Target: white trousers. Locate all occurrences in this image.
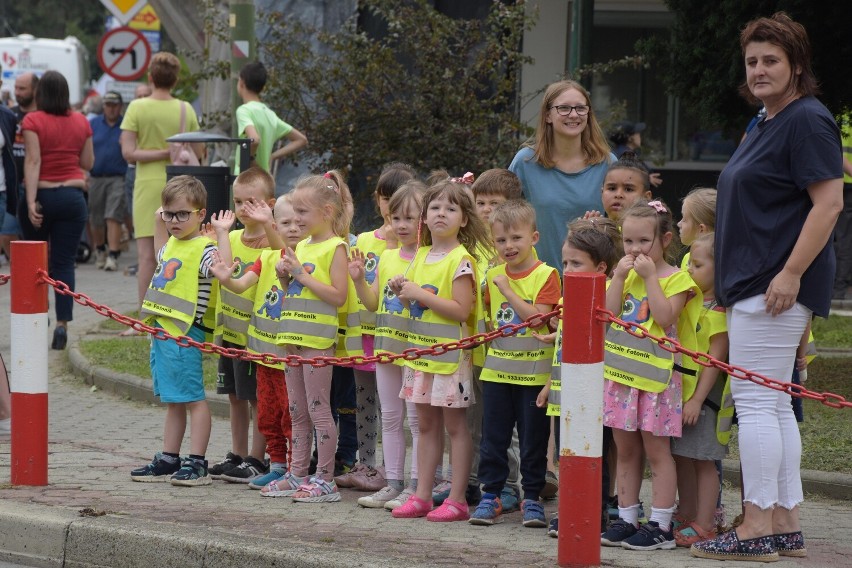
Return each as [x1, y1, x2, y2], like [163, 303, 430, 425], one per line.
[727, 295, 810, 510]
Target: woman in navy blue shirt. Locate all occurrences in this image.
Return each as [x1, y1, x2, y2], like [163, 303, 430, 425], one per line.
[693, 13, 843, 562]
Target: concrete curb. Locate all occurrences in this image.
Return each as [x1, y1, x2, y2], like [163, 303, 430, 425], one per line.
[0, 501, 414, 568]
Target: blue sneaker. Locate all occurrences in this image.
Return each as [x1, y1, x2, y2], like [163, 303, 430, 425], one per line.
[548, 514, 559, 538]
[521, 499, 547, 528]
[130, 452, 180, 482]
[170, 458, 212, 487]
[601, 519, 638, 547]
[501, 487, 520, 513]
[469, 493, 504, 526]
[621, 521, 675, 550]
[249, 468, 286, 490]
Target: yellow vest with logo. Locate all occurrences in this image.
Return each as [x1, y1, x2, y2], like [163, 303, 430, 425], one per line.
[141, 236, 212, 338]
[404, 245, 477, 374]
[604, 270, 701, 393]
[473, 243, 499, 367]
[373, 248, 414, 365]
[216, 230, 266, 346]
[343, 229, 388, 357]
[690, 298, 733, 445]
[546, 298, 563, 417]
[481, 262, 556, 386]
[279, 236, 346, 350]
[245, 249, 287, 369]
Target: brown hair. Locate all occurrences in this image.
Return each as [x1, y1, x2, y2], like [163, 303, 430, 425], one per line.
[290, 170, 353, 238]
[739, 12, 819, 104]
[620, 198, 680, 263]
[681, 187, 717, 230]
[376, 162, 418, 199]
[489, 199, 536, 232]
[565, 217, 622, 275]
[149, 52, 181, 89]
[419, 180, 493, 260]
[471, 169, 523, 200]
[234, 166, 275, 200]
[162, 175, 207, 209]
[524, 80, 612, 169]
[388, 180, 426, 216]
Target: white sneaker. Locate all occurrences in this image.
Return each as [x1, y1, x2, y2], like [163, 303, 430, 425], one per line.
[95, 249, 107, 269]
[358, 485, 401, 508]
[103, 256, 118, 271]
[384, 486, 415, 511]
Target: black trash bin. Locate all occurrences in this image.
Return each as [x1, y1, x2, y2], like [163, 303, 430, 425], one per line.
[166, 165, 232, 224]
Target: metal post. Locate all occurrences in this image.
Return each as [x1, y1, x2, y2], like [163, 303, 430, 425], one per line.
[558, 272, 606, 567]
[10, 241, 49, 486]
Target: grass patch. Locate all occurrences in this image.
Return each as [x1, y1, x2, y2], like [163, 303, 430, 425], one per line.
[812, 314, 852, 348]
[98, 311, 141, 332]
[78, 337, 220, 390]
[728, 356, 852, 475]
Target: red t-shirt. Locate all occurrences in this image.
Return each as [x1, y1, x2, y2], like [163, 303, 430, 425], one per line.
[22, 111, 92, 182]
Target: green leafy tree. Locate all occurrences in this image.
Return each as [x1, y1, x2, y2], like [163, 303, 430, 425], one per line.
[261, 0, 534, 179]
[638, 1, 852, 132]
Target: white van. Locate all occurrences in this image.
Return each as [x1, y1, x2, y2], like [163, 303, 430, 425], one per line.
[0, 34, 90, 106]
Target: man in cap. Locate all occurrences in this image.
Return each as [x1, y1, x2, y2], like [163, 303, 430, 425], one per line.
[609, 121, 663, 188]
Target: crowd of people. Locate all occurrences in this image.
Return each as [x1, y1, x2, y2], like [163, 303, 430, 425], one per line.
[0, 10, 847, 564]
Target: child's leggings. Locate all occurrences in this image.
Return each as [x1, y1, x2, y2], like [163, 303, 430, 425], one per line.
[255, 364, 291, 466]
[354, 369, 379, 466]
[285, 346, 337, 480]
[375, 362, 419, 482]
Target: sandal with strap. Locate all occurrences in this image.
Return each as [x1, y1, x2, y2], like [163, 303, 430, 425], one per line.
[260, 472, 304, 497]
[671, 513, 690, 532]
[392, 493, 432, 518]
[675, 521, 717, 547]
[426, 498, 470, 522]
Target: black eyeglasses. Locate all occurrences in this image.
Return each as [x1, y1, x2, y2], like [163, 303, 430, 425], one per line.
[160, 209, 200, 222]
[550, 104, 590, 117]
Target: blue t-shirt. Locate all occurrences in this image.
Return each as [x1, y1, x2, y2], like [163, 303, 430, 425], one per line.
[90, 114, 127, 177]
[715, 97, 841, 317]
[509, 146, 611, 272]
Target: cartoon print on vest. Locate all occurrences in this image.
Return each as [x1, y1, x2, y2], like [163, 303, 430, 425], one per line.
[285, 263, 315, 296]
[621, 293, 650, 324]
[230, 256, 254, 279]
[382, 283, 405, 314]
[257, 285, 284, 319]
[494, 300, 531, 336]
[409, 284, 439, 319]
[555, 329, 562, 362]
[151, 258, 182, 290]
[364, 252, 379, 284]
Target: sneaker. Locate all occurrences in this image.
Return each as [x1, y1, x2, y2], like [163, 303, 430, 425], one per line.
[384, 486, 416, 511]
[334, 462, 369, 488]
[548, 514, 559, 538]
[208, 452, 242, 479]
[260, 471, 306, 497]
[334, 458, 354, 477]
[249, 468, 286, 490]
[103, 256, 118, 271]
[469, 493, 503, 526]
[431, 479, 453, 505]
[292, 477, 341, 503]
[601, 519, 638, 547]
[541, 470, 559, 499]
[350, 465, 387, 492]
[465, 483, 482, 505]
[95, 249, 106, 269]
[130, 452, 180, 482]
[500, 486, 520, 513]
[220, 456, 268, 484]
[621, 521, 676, 551]
[170, 458, 212, 487]
[358, 485, 401, 508]
[522, 499, 547, 528]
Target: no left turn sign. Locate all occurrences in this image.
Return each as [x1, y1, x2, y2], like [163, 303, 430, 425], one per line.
[97, 27, 151, 82]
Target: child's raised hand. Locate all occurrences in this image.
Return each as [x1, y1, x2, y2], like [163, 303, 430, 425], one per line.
[210, 210, 235, 234]
[280, 247, 304, 276]
[531, 330, 557, 344]
[199, 222, 215, 240]
[209, 249, 238, 281]
[536, 384, 550, 408]
[682, 398, 702, 426]
[583, 210, 603, 219]
[348, 248, 367, 281]
[613, 254, 635, 278]
[492, 273, 510, 294]
[632, 253, 656, 279]
[243, 199, 273, 224]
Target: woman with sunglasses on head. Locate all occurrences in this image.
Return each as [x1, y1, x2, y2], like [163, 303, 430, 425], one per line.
[509, 80, 615, 272]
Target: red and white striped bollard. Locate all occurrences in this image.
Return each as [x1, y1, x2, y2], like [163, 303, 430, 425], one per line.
[10, 241, 49, 485]
[558, 272, 606, 567]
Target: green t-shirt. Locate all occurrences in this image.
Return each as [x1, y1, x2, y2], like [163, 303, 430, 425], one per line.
[235, 100, 293, 173]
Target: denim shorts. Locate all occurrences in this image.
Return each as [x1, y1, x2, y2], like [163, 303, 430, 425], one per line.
[0, 191, 21, 236]
[150, 323, 207, 403]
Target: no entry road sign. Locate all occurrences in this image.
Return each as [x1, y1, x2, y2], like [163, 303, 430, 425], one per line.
[97, 27, 151, 82]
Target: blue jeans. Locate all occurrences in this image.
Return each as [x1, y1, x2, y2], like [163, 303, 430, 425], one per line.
[18, 186, 88, 322]
[331, 364, 357, 464]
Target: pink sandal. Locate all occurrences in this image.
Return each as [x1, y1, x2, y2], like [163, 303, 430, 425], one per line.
[426, 498, 470, 522]
[392, 494, 432, 518]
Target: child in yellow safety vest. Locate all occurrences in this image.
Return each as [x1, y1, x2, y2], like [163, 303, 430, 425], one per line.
[601, 199, 702, 551]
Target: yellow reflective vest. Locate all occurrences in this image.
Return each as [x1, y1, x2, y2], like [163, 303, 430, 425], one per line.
[373, 247, 414, 365]
[246, 249, 288, 370]
[216, 230, 266, 346]
[546, 298, 563, 417]
[480, 262, 557, 386]
[279, 236, 347, 350]
[604, 270, 701, 393]
[343, 229, 388, 357]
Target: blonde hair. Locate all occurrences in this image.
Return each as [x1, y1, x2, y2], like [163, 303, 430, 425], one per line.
[489, 199, 536, 232]
[290, 170, 352, 238]
[525, 80, 612, 169]
[388, 180, 426, 216]
[162, 175, 206, 209]
[420, 180, 493, 260]
[691, 232, 715, 259]
[682, 187, 717, 230]
[273, 193, 293, 218]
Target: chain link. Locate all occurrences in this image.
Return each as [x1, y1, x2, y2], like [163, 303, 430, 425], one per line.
[0, 273, 9, 285]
